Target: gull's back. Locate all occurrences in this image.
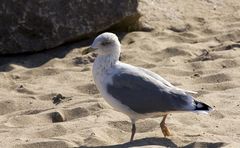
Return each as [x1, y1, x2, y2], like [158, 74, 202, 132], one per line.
[105, 62, 195, 114]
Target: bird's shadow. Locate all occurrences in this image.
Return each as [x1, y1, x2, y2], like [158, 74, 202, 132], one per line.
[78, 137, 226, 148]
[79, 137, 177, 148]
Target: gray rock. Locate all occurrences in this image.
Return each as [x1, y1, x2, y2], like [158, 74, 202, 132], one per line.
[0, 0, 140, 54]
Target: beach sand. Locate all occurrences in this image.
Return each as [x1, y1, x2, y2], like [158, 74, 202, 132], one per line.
[0, 0, 240, 147]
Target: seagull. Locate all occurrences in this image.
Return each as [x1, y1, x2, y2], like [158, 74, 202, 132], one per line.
[82, 32, 213, 142]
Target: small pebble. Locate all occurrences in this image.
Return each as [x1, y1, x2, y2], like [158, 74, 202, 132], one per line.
[51, 111, 66, 123]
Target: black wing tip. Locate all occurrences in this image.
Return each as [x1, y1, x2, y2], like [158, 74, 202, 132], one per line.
[194, 100, 213, 112]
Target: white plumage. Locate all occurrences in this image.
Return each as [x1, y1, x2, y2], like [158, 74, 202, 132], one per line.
[82, 32, 213, 142]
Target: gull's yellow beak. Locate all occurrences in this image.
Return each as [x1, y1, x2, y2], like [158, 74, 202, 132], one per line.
[82, 47, 97, 55]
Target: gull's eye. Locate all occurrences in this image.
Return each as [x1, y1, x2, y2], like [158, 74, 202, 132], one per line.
[101, 41, 111, 46]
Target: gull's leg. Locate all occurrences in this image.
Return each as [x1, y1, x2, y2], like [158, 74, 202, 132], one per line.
[160, 114, 171, 137]
[130, 123, 136, 142]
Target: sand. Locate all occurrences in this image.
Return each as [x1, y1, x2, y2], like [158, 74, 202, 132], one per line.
[0, 0, 240, 147]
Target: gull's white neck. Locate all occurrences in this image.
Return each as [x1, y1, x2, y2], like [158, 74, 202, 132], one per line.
[92, 50, 120, 81]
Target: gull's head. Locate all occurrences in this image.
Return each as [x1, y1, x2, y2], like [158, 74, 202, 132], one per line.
[82, 32, 121, 56]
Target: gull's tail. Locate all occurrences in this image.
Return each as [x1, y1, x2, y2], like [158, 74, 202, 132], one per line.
[194, 100, 213, 114]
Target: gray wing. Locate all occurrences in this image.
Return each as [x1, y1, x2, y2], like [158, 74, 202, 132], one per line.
[107, 71, 194, 114]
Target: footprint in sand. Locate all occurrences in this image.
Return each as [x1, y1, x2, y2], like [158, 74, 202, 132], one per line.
[195, 73, 231, 84]
[211, 43, 240, 51]
[61, 107, 90, 121]
[34, 124, 68, 138]
[0, 100, 16, 115]
[156, 46, 192, 57]
[73, 55, 95, 65]
[76, 83, 99, 95]
[17, 140, 76, 148]
[210, 110, 225, 119]
[16, 85, 35, 95]
[189, 49, 221, 62]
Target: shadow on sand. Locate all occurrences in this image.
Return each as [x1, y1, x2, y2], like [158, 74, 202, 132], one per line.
[0, 32, 127, 72]
[78, 137, 226, 148]
[0, 39, 91, 72]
